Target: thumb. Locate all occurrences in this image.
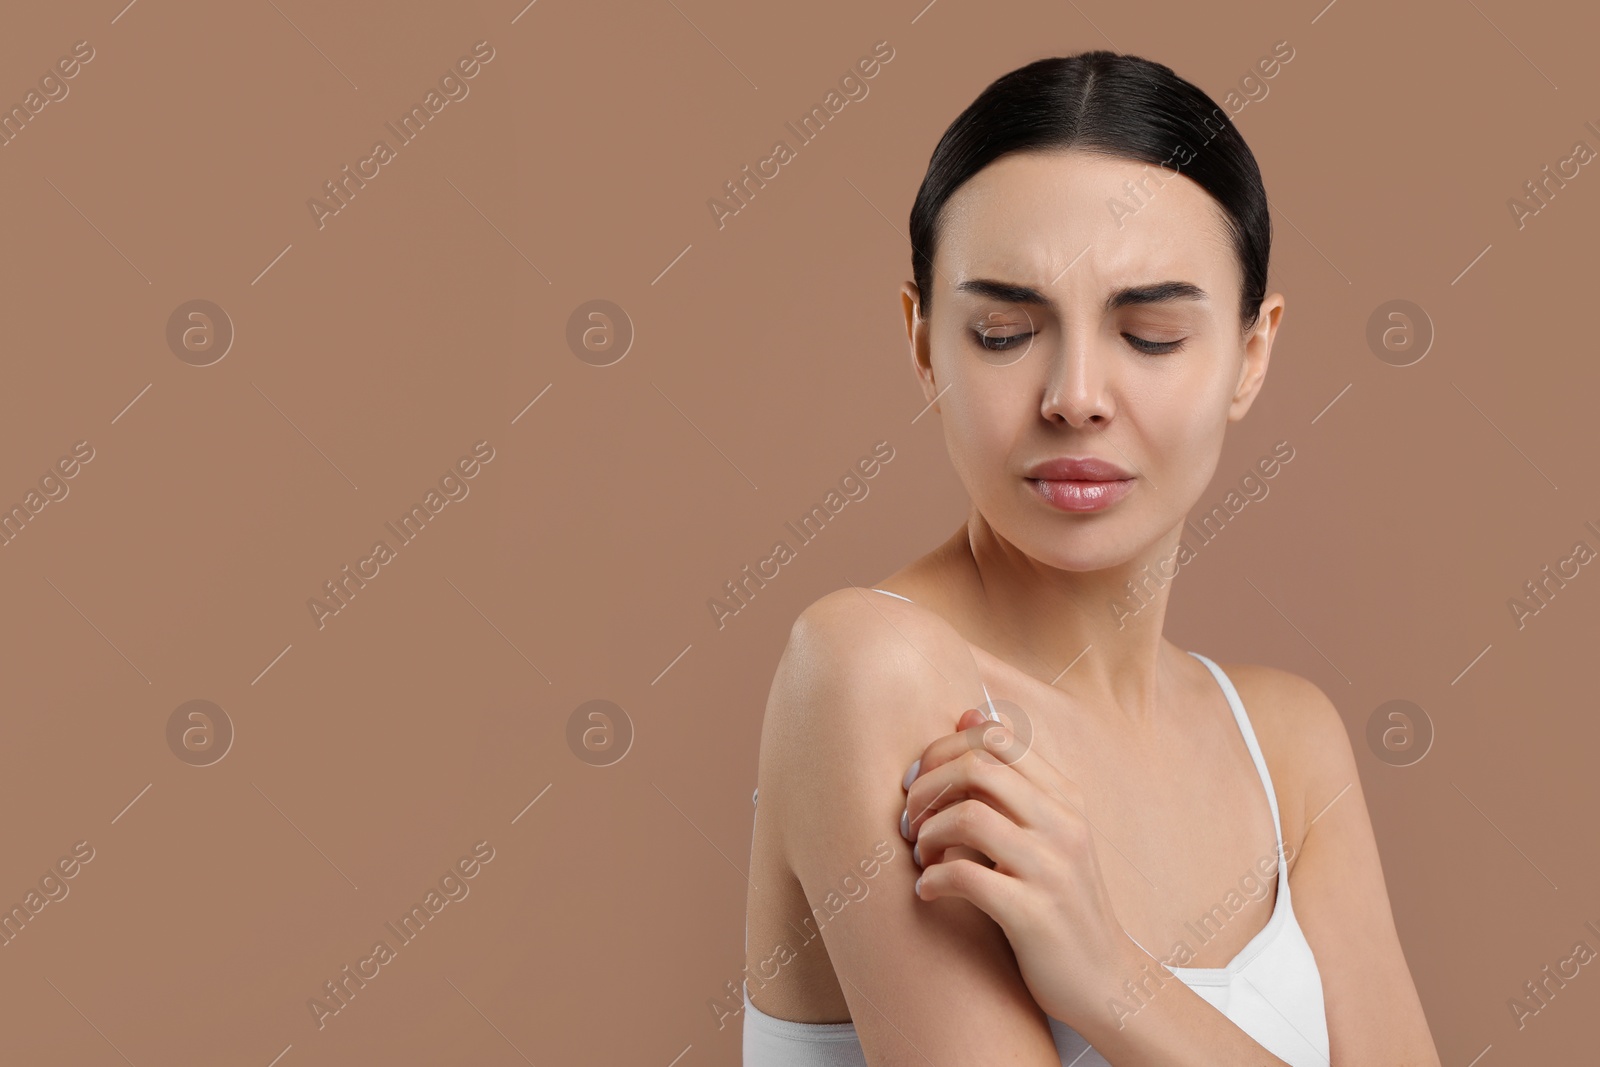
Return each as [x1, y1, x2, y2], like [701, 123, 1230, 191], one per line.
[956, 706, 987, 731]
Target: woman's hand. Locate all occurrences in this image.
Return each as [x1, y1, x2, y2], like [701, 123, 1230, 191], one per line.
[899, 706, 1144, 1030]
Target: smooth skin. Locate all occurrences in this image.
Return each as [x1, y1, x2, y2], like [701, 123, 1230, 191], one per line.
[743, 148, 1441, 1064]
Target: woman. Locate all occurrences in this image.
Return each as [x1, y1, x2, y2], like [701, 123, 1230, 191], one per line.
[741, 51, 1441, 1065]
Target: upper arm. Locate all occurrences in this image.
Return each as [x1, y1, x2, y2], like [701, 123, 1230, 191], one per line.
[755, 588, 1060, 1066]
[1276, 673, 1442, 1066]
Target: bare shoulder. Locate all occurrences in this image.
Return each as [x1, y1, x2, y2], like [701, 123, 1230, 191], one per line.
[757, 586, 988, 827]
[1219, 663, 1443, 1061]
[790, 585, 977, 687]
[769, 587, 984, 728]
[1215, 660, 1352, 773]
[1211, 661, 1358, 861]
[748, 588, 1059, 1060]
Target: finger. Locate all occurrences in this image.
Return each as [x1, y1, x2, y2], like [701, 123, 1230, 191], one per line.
[900, 715, 995, 800]
[936, 843, 995, 870]
[904, 746, 1035, 839]
[914, 856, 1018, 922]
[902, 707, 985, 782]
[971, 712, 1036, 768]
[914, 798, 1032, 875]
[904, 706, 1034, 792]
[923, 718, 1084, 821]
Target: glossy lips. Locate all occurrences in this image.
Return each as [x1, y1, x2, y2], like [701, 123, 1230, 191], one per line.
[1024, 455, 1135, 513]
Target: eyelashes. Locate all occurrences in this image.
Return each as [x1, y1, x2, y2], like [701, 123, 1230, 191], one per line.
[969, 329, 1187, 355]
[1124, 334, 1187, 355]
[972, 329, 1033, 353]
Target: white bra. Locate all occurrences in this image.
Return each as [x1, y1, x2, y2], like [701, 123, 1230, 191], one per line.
[743, 588, 1330, 1065]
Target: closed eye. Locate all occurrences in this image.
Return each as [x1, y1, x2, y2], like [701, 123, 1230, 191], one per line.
[970, 329, 1187, 354]
[973, 329, 1033, 352]
[1125, 334, 1185, 354]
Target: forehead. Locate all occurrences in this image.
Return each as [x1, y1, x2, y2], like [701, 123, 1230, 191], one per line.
[935, 148, 1235, 296]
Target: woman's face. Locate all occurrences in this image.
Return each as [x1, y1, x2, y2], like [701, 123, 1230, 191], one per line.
[902, 148, 1282, 573]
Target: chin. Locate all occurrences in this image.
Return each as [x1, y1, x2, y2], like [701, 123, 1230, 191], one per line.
[1008, 521, 1145, 573]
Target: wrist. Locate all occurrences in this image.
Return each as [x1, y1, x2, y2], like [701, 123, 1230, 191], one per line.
[1061, 937, 1179, 1045]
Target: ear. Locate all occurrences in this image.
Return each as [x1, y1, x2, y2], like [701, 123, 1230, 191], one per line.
[900, 280, 940, 410]
[1229, 292, 1284, 423]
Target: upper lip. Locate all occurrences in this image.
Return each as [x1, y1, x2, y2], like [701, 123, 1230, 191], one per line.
[1024, 456, 1134, 481]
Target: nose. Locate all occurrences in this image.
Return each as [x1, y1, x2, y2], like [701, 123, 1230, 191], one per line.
[1039, 334, 1114, 428]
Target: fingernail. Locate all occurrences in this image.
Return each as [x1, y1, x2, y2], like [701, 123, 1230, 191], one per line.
[901, 759, 921, 790]
[912, 842, 922, 867]
[914, 873, 923, 897]
[900, 809, 911, 841]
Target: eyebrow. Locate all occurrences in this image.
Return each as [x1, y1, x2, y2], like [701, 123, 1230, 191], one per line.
[954, 277, 1209, 313]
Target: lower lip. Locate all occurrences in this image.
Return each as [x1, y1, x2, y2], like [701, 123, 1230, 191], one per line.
[1028, 477, 1134, 512]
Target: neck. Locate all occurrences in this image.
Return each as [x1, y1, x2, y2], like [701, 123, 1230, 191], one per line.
[941, 512, 1190, 727]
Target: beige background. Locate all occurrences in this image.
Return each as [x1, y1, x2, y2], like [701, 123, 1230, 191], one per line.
[0, 0, 1595, 1063]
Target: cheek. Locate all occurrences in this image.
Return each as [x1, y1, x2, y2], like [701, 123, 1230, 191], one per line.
[942, 391, 1011, 485]
[934, 339, 993, 422]
[1154, 397, 1222, 456]
[1131, 373, 1231, 502]
[936, 361, 1026, 492]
